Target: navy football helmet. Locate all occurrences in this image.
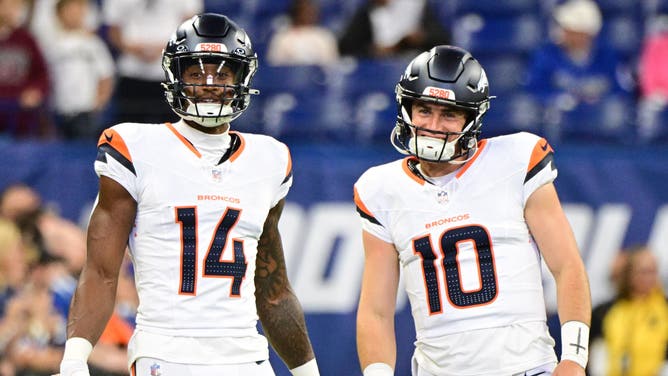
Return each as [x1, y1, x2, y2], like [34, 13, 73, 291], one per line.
[392, 45, 492, 162]
[162, 13, 259, 127]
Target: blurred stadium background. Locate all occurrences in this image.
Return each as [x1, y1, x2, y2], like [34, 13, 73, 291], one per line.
[2, 0, 668, 375]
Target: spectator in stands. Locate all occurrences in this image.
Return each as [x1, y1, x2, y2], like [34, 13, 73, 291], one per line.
[35, 212, 85, 316]
[0, 218, 35, 316]
[0, 0, 52, 139]
[338, 0, 450, 59]
[3, 259, 67, 376]
[102, 0, 202, 125]
[0, 195, 73, 375]
[40, 0, 114, 140]
[26, 0, 101, 49]
[589, 245, 668, 376]
[0, 183, 42, 222]
[266, 0, 339, 66]
[637, 8, 668, 142]
[525, 0, 625, 105]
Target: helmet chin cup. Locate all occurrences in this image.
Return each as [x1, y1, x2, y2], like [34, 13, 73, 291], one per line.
[408, 136, 456, 162]
[185, 102, 233, 127]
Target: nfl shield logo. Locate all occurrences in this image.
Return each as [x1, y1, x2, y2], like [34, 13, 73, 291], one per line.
[211, 168, 222, 182]
[150, 363, 161, 376]
[437, 190, 449, 204]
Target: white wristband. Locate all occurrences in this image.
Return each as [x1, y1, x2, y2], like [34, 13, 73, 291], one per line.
[560, 321, 589, 369]
[363, 362, 393, 376]
[290, 358, 319, 376]
[62, 337, 93, 361]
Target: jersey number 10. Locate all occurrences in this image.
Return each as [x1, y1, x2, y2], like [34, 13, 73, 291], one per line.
[175, 207, 247, 296]
[414, 225, 498, 313]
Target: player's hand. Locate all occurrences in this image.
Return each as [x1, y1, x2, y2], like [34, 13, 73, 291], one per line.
[57, 359, 90, 376]
[552, 360, 585, 376]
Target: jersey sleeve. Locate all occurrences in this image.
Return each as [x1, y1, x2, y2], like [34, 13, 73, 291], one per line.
[94, 127, 139, 201]
[522, 135, 558, 205]
[353, 173, 392, 243]
[270, 143, 293, 207]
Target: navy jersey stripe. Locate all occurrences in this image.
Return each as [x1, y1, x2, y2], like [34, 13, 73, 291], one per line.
[524, 152, 554, 183]
[356, 205, 381, 225]
[98, 143, 136, 175]
[282, 169, 293, 185]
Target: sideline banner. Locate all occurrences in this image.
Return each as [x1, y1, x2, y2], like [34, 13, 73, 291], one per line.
[1, 140, 667, 375]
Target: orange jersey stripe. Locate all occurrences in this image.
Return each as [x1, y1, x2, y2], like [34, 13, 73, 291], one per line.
[353, 186, 375, 219]
[285, 147, 293, 178]
[456, 139, 488, 179]
[527, 138, 554, 172]
[98, 128, 133, 162]
[402, 157, 426, 185]
[165, 122, 202, 158]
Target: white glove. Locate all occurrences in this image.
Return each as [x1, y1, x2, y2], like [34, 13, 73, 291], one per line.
[58, 359, 90, 376]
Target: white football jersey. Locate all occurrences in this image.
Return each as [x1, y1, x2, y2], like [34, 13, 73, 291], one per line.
[94, 121, 292, 365]
[355, 132, 559, 375]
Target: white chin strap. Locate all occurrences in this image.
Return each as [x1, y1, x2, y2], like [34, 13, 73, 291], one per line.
[185, 102, 233, 127]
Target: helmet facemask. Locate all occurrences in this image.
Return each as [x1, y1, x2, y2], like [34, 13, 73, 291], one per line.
[391, 89, 488, 163]
[163, 52, 258, 127]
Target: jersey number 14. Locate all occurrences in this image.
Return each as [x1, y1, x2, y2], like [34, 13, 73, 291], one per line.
[175, 207, 247, 296]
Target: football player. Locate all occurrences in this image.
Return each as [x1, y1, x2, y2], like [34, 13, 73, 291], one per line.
[55, 13, 319, 376]
[355, 45, 591, 375]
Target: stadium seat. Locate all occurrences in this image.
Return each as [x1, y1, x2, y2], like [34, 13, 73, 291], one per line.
[453, 14, 545, 55]
[599, 15, 644, 61]
[483, 93, 544, 138]
[203, 0, 247, 20]
[545, 95, 636, 144]
[336, 58, 406, 98]
[253, 65, 328, 96]
[596, 0, 641, 15]
[248, 0, 291, 17]
[475, 53, 529, 96]
[636, 103, 668, 144]
[350, 91, 396, 143]
[258, 92, 351, 142]
[450, 0, 541, 16]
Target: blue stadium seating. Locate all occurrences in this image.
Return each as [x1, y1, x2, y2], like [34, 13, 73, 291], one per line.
[253, 64, 328, 96]
[546, 95, 636, 144]
[336, 59, 406, 98]
[450, 0, 542, 16]
[256, 91, 352, 142]
[203, 0, 246, 20]
[453, 14, 545, 55]
[475, 53, 529, 96]
[600, 15, 644, 61]
[636, 105, 668, 143]
[596, 0, 642, 15]
[482, 93, 544, 138]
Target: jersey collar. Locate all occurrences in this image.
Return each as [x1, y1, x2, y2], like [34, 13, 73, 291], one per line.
[401, 139, 488, 185]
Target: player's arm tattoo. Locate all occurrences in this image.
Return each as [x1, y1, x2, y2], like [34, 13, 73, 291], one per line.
[255, 199, 315, 368]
